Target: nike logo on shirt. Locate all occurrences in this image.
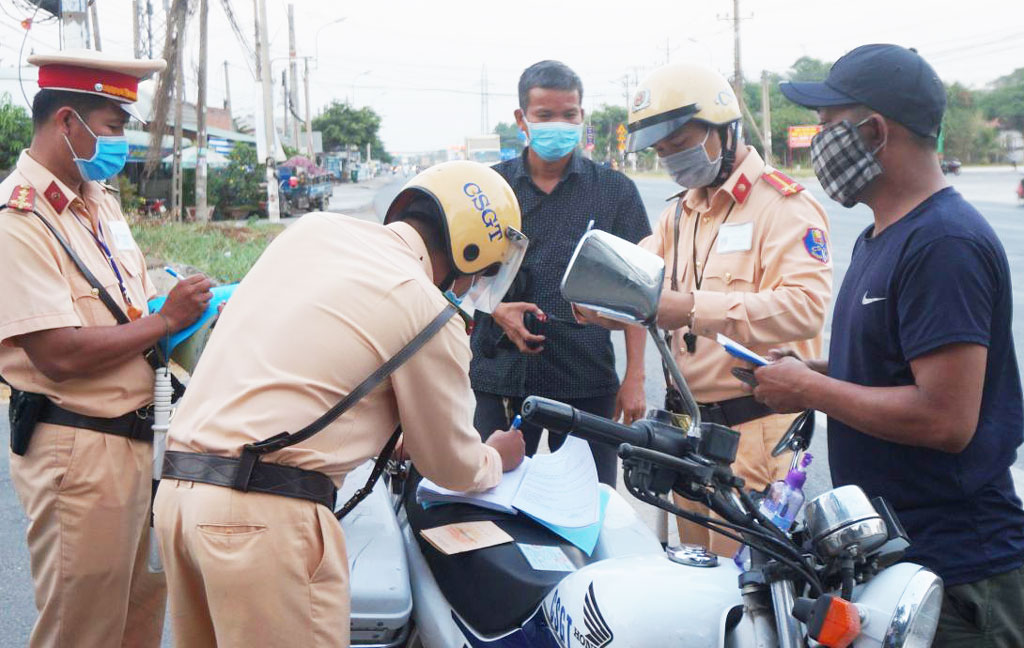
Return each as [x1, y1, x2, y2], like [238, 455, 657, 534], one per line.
[861, 292, 887, 305]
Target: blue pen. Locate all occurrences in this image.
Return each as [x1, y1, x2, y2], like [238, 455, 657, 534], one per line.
[164, 266, 183, 281]
[511, 415, 522, 430]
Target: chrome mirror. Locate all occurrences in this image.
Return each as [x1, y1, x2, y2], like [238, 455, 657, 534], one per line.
[561, 229, 701, 435]
[560, 229, 664, 326]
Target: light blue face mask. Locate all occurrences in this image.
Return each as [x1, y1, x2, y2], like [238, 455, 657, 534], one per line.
[64, 111, 129, 181]
[525, 119, 582, 161]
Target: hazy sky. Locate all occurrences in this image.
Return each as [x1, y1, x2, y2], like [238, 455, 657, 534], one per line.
[1, 0, 1021, 152]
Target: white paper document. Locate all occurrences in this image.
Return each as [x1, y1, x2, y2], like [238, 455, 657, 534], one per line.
[511, 436, 599, 528]
[417, 434, 600, 528]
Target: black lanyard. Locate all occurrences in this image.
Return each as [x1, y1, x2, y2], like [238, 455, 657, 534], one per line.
[691, 201, 737, 291]
[682, 201, 736, 353]
[71, 209, 139, 318]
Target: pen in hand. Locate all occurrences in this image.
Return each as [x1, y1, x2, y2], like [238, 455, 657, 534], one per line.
[164, 266, 183, 281]
[511, 414, 522, 431]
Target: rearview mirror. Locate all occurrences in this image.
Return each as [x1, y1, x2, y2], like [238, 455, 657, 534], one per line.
[560, 229, 665, 326]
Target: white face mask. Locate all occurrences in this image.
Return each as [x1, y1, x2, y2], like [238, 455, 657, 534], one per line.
[661, 127, 722, 189]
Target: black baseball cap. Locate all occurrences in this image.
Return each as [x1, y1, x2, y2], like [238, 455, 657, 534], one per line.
[779, 44, 946, 138]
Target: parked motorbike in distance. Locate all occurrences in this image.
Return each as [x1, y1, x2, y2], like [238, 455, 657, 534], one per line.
[344, 229, 943, 648]
[940, 158, 961, 175]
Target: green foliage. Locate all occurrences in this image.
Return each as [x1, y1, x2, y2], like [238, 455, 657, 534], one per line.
[0, 93, 32, 172]
[313, 101, 392, 163]
[746, 66, 821, 165]
[494, 121, 524, 154]
[588, 104, 628, 161]
[980, 68, 1024, 132]
[117, 175, 142, 214]
[942, 83, 999, 163]
[130, 220, 284, 283]
[208, 144, 264, 210]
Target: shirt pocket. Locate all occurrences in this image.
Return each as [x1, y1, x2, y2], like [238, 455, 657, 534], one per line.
[68, 266, 123, 326]
[701, 250, 758, 293]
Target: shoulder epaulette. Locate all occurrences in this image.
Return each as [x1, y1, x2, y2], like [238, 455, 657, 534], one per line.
[762, 169, 805, 196]
[5, 185, 36, 212]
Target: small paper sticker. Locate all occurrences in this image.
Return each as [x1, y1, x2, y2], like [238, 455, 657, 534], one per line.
[107, 220, 137, 251]
[717, 221, 753, 254]
[517, 543, 576, 572]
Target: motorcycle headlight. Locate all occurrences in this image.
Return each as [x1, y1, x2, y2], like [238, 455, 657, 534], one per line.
[852, 563, 943, 648]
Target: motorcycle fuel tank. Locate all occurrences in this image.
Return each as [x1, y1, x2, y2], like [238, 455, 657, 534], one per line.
[542, 553, 748, 648]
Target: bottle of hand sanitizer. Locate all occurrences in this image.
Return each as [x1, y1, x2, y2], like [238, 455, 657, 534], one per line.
[734, 453, 813, 570]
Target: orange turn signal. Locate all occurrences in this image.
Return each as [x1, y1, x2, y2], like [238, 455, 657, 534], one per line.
[792, 594, 861, 648]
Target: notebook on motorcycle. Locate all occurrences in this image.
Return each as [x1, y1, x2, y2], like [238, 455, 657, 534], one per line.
[417, 436, 601, 529]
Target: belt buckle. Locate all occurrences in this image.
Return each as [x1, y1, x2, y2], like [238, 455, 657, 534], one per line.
[703, 403, 726, 425]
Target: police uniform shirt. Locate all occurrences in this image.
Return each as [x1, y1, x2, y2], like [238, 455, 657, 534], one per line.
[166, 213, 502, 491]
[643, 147, 833, 403]
[828, 186, 1024, 587]
[0, 151, 158, 417]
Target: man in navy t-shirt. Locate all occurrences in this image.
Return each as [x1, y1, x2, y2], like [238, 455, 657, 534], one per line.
[754, 44, 1024, 646]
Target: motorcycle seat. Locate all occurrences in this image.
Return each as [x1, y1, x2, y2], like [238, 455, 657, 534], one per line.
[404, 471, 597, 635]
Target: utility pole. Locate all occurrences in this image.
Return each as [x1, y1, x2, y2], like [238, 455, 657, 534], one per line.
[195, 0, 209, 222]
[304, 57, 313, 158]
[146, 1, 154, 57]
[89, 0, 102, 50]
[732, 0, 742, 101]
[132, 0, 142, 57]
[256, 0, 281, 221]
[288, 4, 300, 151]
[61, 0, 90, 49]
[281, 70, 289, 140]
[480, 65, 489, 135]
[223, 60, 232, 114]
[171, 1, 185, 221]
[761, 70, 773, 166]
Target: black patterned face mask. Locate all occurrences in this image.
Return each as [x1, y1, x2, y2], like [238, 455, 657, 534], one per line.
[810, 117, 884, 208]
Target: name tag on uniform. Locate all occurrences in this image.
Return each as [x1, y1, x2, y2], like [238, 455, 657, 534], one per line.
[716, 221, 753, 254]
[107, 220, 137, 251]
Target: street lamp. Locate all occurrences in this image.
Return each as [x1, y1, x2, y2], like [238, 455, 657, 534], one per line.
[314, 17, 348, 64]
[351, 69, 371, 105]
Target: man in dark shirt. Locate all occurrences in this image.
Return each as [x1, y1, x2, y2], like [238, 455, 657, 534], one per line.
[754, 44, 1024, 646]
[470, 60, 651, 486]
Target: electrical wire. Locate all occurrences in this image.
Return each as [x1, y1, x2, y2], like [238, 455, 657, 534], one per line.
[623, 466, 824, 595]
[16, 2, 43, 110]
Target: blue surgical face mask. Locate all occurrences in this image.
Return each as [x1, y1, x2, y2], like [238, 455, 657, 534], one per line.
[64, 111, 129, 181]
[661, 127, 722, 189]
[524, 119, 582, 161]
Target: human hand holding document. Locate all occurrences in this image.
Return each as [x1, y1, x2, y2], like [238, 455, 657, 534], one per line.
[716, 333, 769, 366]
[418, 434, 600, 528]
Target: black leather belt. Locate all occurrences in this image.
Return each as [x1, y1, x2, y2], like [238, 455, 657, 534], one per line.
[162, 450, 337, 510]
[39, 401, 154, 441]
[698, 396, 772, 428]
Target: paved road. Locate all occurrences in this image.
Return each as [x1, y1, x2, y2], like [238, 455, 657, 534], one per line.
[1, 169, 1021, 641]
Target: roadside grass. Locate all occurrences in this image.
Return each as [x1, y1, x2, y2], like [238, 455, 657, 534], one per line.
[130, 218, 285, 284]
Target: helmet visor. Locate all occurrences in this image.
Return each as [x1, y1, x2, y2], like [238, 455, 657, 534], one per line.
[460, 226, 528, 315]
[625, 104, 700, 152]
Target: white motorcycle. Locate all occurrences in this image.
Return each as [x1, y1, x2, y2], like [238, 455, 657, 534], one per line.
[340, 230, 944, 648]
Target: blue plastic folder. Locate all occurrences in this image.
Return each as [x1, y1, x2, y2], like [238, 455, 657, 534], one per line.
[148, 283, 238, 371]
[520, 489, 610, 556]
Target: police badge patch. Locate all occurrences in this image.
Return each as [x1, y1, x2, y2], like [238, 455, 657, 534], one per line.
[803, 228, 829, 264]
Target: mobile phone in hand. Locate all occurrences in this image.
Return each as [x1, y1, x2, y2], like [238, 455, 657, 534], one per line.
[731, 367, 758, 388]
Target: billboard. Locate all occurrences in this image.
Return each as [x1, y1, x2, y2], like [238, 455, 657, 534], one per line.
[788, 125, 822, 149]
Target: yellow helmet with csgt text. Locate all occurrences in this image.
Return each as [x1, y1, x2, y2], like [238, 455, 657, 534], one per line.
[626, 62, 742, 153]
[384, 160, 527, 313]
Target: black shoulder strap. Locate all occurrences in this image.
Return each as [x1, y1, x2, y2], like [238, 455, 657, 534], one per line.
[31, 210, 131, 325]
[234, 303, 459, 517]
[661, 197, 687, 391]
[28, 210, 177, 391]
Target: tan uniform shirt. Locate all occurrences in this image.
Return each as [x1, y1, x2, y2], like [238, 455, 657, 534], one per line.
[643, 148, 832, 403]
[0, 151, 157, 417]
[167, 212, 502, 491]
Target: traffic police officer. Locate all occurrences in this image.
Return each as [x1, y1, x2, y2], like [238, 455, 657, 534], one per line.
[154, 161, 528, 647]
[0, 50, 212, 646]
[624, 63, 833, 554]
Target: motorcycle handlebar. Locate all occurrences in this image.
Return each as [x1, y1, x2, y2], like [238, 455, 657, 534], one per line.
[521, 396, 692, 459]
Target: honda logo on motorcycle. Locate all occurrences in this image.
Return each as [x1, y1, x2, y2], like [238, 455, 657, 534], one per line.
[545, 582, 613, 648]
